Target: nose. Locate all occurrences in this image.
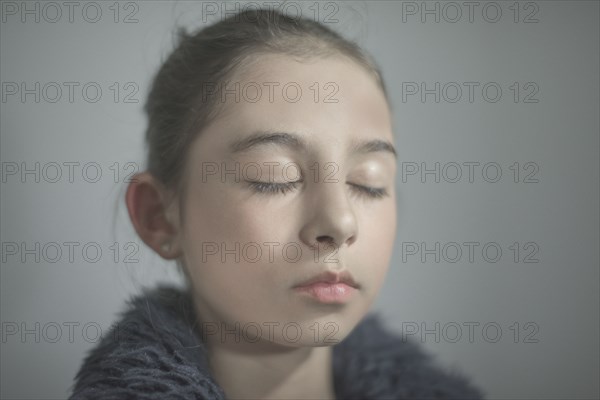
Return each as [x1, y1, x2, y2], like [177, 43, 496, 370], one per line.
[299, 180, 358, 253]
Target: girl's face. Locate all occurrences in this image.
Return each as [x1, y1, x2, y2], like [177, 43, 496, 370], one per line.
[178, 54, 397, 347]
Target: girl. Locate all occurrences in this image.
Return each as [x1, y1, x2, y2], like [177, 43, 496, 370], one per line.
[70, 8, 484, 399]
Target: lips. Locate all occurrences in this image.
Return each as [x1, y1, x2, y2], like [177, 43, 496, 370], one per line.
[293, 270, 360, 290]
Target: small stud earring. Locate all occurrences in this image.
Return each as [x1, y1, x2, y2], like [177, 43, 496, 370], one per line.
[161, 242, 171, 253]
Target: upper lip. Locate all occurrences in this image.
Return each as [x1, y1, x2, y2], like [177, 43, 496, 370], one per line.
[293, 270, 360, 289]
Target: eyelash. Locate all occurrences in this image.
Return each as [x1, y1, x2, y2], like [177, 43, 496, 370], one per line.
[246, 180, 388, 199]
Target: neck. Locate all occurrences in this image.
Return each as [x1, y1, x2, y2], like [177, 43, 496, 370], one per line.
[207, 339, 336, 400]
[191, 299, 336, 400]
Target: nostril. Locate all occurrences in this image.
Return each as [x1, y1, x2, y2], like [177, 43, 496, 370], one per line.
[316, 235, 334, 244]
[315, 236, 339, 251]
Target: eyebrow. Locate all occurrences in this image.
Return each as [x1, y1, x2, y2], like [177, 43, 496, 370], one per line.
[228, 131, 397, 159]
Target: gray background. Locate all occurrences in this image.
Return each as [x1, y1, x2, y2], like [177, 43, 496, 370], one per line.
[1, 1, 598, 398]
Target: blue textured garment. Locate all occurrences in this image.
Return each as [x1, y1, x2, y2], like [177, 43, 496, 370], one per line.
[69, 285, 486, 399]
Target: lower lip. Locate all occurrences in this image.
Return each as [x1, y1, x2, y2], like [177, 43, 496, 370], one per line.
[293, 283, 357, 304]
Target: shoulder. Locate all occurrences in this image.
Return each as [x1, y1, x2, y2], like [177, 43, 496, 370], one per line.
[332, 313, 487, 399]
[69, 284, 226, 400]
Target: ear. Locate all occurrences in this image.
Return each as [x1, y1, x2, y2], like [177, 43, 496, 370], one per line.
[125, 172, 181, 260]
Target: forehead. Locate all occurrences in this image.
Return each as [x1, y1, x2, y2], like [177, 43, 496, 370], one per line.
[195, 54, 393, 158]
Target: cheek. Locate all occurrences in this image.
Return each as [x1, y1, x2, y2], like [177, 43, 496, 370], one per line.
[358, 200, 397, 289]
[183, 179, 265, 241]
[180, 211, 268, 326]
[186, 200, 281, 249]
[178, 184, 289, 312]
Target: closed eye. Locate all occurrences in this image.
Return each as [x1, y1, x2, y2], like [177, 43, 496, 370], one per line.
[247, 181, 300, 195]
[247, 181, 388, 199]
[347, 183, 389, 199]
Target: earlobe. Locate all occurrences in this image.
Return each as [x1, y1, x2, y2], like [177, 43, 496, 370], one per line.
[161, 242, 171, 253]
[125, 172, 181, 259]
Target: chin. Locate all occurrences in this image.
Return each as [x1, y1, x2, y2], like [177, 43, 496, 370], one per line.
[267, 310, 368, 348]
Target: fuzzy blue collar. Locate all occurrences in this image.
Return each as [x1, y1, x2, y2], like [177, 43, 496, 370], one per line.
[69, 284, 485, 399]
